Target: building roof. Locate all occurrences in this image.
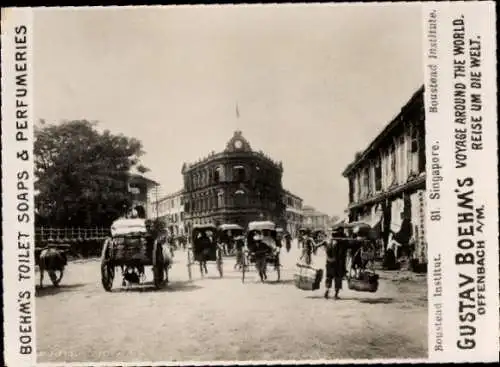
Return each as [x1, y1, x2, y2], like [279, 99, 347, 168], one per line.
[302, 205, 329, 217]
[156, 188, 185, 203]
[282, 188, 303, 201]
[128, 172, 159, 186]
[181, 131, 283, 173]
[342, 85, 424, 177]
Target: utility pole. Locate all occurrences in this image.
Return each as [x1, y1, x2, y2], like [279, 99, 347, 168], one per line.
[155, 184, 159, 220]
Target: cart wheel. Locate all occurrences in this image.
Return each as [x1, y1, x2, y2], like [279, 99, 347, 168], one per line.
[49, 268, 64, 287]
[187, 249, 193, 281]
[100, 238, 114, 292]
[217, 249, 224, 278]
[153, 241, 165, 289]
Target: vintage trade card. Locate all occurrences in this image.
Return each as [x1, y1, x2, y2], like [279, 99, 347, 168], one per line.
[1, 2, 498, 366]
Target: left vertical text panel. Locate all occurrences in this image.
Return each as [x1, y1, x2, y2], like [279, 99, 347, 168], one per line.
[1, 7, 36, 367]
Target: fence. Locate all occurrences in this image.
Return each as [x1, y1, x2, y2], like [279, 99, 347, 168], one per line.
[35, 227, 111, 257]
[36, 227, 111, 243]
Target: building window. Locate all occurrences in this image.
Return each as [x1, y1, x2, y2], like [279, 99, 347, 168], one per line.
[234, 189, 247, 207]
[217, 189, 224, 208]
[418, 122, 426, 173]
[389, 145, 396, 185]
[375, 157, 382, 191]
[233, 165, 246, 182]
[408, 122, 419, 176]
[348, 177, 354, 203]
[397, 135, 406, 183]
[362, 167, 369, 198]
[215, 165, 225, 183]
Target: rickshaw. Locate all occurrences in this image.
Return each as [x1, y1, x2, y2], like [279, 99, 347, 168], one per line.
[100, 218, 167, 291]
[241, 221, 281, 283]
[218, 223, 245, 256]
[187, 224, 224, 280]
[330, 221, 379, 292]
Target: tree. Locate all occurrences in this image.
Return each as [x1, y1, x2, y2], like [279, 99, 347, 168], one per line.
[35, 120, 148, 227]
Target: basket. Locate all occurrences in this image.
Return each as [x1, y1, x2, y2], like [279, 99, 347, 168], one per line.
[294, 263, 323, 291]
[347, 271, 379, 293]
[346, 247, 379, 293]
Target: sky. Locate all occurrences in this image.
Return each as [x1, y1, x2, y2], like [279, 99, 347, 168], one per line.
[34, 4, 423, 217]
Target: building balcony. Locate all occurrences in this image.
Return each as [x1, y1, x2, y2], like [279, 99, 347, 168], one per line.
[348, 173, 425, 210]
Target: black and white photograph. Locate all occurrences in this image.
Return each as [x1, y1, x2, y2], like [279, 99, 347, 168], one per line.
[1, 2, 498, 366]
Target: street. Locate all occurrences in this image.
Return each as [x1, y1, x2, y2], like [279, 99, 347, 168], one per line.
[36, 242, 427, 363]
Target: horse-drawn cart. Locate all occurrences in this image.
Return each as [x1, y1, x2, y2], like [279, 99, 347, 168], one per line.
[100, 218, 167, 291]
[187, 224, 224, 280]
[241, 221, 281, 283]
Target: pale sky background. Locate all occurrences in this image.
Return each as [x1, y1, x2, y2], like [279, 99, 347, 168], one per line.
[34, 4, 423, 217]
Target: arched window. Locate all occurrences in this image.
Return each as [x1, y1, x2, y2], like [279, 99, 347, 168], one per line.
[200, 171, 205, 187]
[234, 189, 247, 207]
[214, 165, 224, 183]
[217, 189, 224, 208]
[233, 165, 246, 182]
[204, 169, 210, 186]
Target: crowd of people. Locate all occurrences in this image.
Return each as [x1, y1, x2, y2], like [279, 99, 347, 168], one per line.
[108, 207, 376, 298]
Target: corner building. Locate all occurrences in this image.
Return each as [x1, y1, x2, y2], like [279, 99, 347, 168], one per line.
[342, 86, 427, 267]
[182, 131, 286, 235]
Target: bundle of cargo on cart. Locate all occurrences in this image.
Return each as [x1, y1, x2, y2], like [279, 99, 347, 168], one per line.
[100, 216, 171, 291]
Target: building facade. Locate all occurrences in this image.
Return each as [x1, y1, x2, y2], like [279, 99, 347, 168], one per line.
[127, 173, 159, 219]
[181, 131, 286, 234]
[149, 189, 185, 236]
[342, 86, 426, 266]
[282, 189, 304, 237]
[302, 205, 330, 230]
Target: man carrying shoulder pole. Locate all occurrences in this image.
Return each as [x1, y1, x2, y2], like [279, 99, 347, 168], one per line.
[316, 227, 347, 300]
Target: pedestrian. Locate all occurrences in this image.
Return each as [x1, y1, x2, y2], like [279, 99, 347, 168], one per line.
[285, 232, 291, 253]
[233, 235, 245, 270]
[300, 231, 314, 265]
[323, 228, 347, 300]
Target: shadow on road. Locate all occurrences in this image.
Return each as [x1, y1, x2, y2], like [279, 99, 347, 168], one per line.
[35, 283, 86, 298]
[112, 280, 203, 293]
[266, 279, 295, 285]
[305, 294, 395, 304]
[357, 297, 394, 304]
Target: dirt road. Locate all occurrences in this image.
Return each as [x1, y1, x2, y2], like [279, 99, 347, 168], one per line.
[36, 242, 427, 363]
